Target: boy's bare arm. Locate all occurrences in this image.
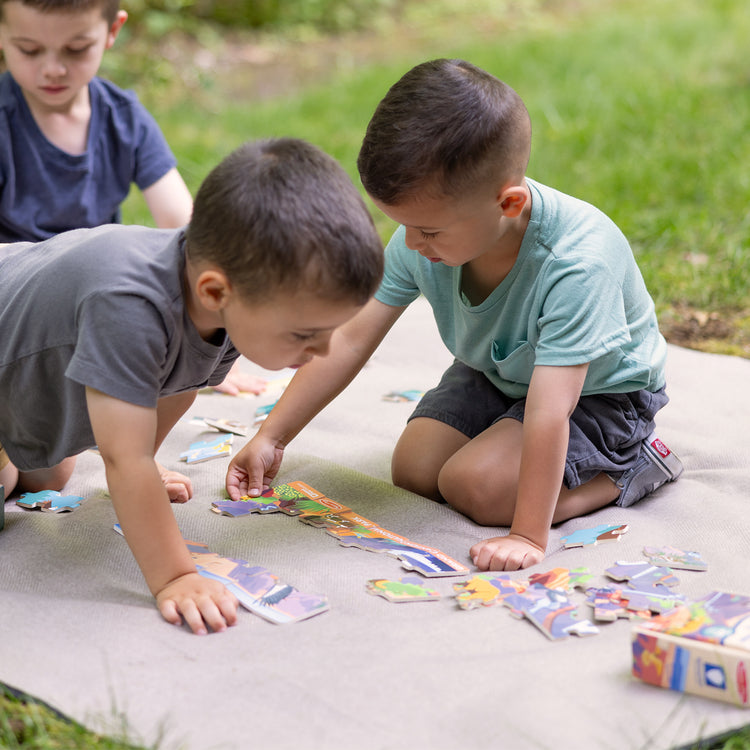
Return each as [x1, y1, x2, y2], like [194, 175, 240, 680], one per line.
[86, 387, 238, 634]
[227, 298, 406, 499]
[141, 168, 194, 229]
[472, 363, 588, 570]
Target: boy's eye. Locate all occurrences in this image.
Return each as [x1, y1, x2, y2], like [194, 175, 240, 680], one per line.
[292, 332, 316, 342]
[67, 45, 94, 55]
[420, 230, 439, 240]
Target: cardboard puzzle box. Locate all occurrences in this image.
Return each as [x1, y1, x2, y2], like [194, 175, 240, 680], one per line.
[632, 591, 750, 707]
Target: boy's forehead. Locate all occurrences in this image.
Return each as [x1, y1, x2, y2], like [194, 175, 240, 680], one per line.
[371, 193, 466, 230]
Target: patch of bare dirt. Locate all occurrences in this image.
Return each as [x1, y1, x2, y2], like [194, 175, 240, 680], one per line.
[660, 305, 750, 357]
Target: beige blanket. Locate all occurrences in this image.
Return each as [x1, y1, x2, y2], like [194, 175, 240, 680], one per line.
[1, 297, 748, 750]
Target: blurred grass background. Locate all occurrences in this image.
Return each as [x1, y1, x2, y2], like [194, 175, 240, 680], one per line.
[109, 0, 750, 356]
[2, 0, 749, 748]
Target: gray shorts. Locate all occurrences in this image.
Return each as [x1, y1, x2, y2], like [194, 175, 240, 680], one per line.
[409, 359, 669, 489]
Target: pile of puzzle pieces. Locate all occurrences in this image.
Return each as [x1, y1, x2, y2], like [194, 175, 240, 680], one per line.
[213, 482, 711, 638]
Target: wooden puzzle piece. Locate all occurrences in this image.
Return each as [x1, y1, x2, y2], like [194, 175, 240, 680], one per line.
[255, 481, 351, 517]
[528, 566, 593, 593]
[642, 545, 708, 571]
[366, 576, 441, 603]
[503, 584, 599, 640]
[187, 542, 328, 624]
[605, 561, 681, 589]
[585, 586, 652, 621]
[16, 490, 84, 513]
[453, 573, 528, 610]
[382, 389, 424, 402]
[322, 510, 469, 577]
[253, 401, 277, 425]
[211, 481, 350, 519]
[603, 561, 686, 614]
[201, 417, 249, 436]
[560, 523, 629, 548]
[179, 433, 233, 463]
[211, 497, 279, 516]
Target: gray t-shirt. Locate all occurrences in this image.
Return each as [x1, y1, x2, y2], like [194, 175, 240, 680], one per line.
[0, 225, 238, 470]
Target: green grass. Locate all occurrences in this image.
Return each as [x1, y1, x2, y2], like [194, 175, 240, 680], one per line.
[4, 1, 749, 747]
[0, 686, 148, 749]
[111, 0, 750, 355]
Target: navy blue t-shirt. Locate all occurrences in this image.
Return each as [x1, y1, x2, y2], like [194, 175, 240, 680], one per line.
[0, 73, 177, 242]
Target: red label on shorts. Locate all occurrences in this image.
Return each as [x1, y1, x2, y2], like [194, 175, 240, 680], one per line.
[738, 662, 748, 705]
[651, 438, 670, 458]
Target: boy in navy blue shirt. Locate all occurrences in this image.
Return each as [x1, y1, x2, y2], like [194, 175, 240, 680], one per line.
[0, 0, 193, 241]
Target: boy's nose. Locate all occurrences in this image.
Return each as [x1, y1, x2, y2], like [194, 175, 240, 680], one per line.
[403, 227, 426, 251]
[306, 336, 331, 358]
[41, 56, 67, 79]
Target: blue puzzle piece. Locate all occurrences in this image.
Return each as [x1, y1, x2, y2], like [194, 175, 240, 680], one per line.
[17, 490, 84, 513]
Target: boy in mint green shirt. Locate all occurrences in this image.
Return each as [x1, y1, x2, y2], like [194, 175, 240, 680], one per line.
[228, 58, 682, 572]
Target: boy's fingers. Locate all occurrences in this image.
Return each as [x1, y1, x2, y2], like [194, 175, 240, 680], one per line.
[158, 598, 183, 627]
[217, 591, 239, 627]
[177, 600, 208, 636]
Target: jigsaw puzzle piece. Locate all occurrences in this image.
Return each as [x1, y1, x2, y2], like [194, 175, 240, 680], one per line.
[585, 586, 652, 621]
[560, 523, 629, 548]
[366, 576, 441, 603]
[188, 547, 329, 624]
[605, 561, 680, 589]
[504, 584, 599, 640]
[453, 573, 527, 610]
[642, 545, 708, 571]
[211, 497, 279, 516]
[528, 566, 593, 592]
[17, 490, 84, 513]
[179, 433, 234, 463]
[201, 417, 249, 436]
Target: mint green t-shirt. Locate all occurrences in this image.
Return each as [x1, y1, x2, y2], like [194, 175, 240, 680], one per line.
[374, 178, 666, 399]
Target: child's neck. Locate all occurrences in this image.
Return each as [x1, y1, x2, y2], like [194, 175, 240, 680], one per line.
[462, 198, 532, 306]
[24, 86, 92, 156]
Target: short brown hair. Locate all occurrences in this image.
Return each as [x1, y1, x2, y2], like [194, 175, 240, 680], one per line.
[358, 58, 532, 205]
[186, 138, 384, 305]
[0, 0, 120, 24]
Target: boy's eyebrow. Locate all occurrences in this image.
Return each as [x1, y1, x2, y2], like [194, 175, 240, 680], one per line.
[408, 224, 442, 232]
[10, 30, 99, 44]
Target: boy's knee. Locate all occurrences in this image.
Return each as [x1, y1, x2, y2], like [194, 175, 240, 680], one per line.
[18, 456, 77, 494]
[438, 461, 516, 526]
[391, 453, 440, 502]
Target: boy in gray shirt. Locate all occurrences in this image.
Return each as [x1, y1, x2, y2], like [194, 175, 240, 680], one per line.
[0, 138, 384, 634]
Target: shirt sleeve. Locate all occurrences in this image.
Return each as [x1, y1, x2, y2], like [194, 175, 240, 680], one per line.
[374, 226, 422, 307]
[127, 93, 178, 190]
[65, 291, 168, 408]
[534, 255, 631, 366]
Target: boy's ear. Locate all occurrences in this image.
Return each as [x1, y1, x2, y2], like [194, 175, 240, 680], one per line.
[195, 269, 233, 311]
[105, 10, 128, 49]
[497, 185, 528, 218]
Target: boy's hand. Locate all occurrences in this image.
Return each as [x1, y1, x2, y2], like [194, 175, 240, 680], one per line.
[212, 362, 267, 396]
[156, 463, 193, 503]
[226, 434, 284, 500]
[156, 572, 239, 635]
[470, 533, 545, 571]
